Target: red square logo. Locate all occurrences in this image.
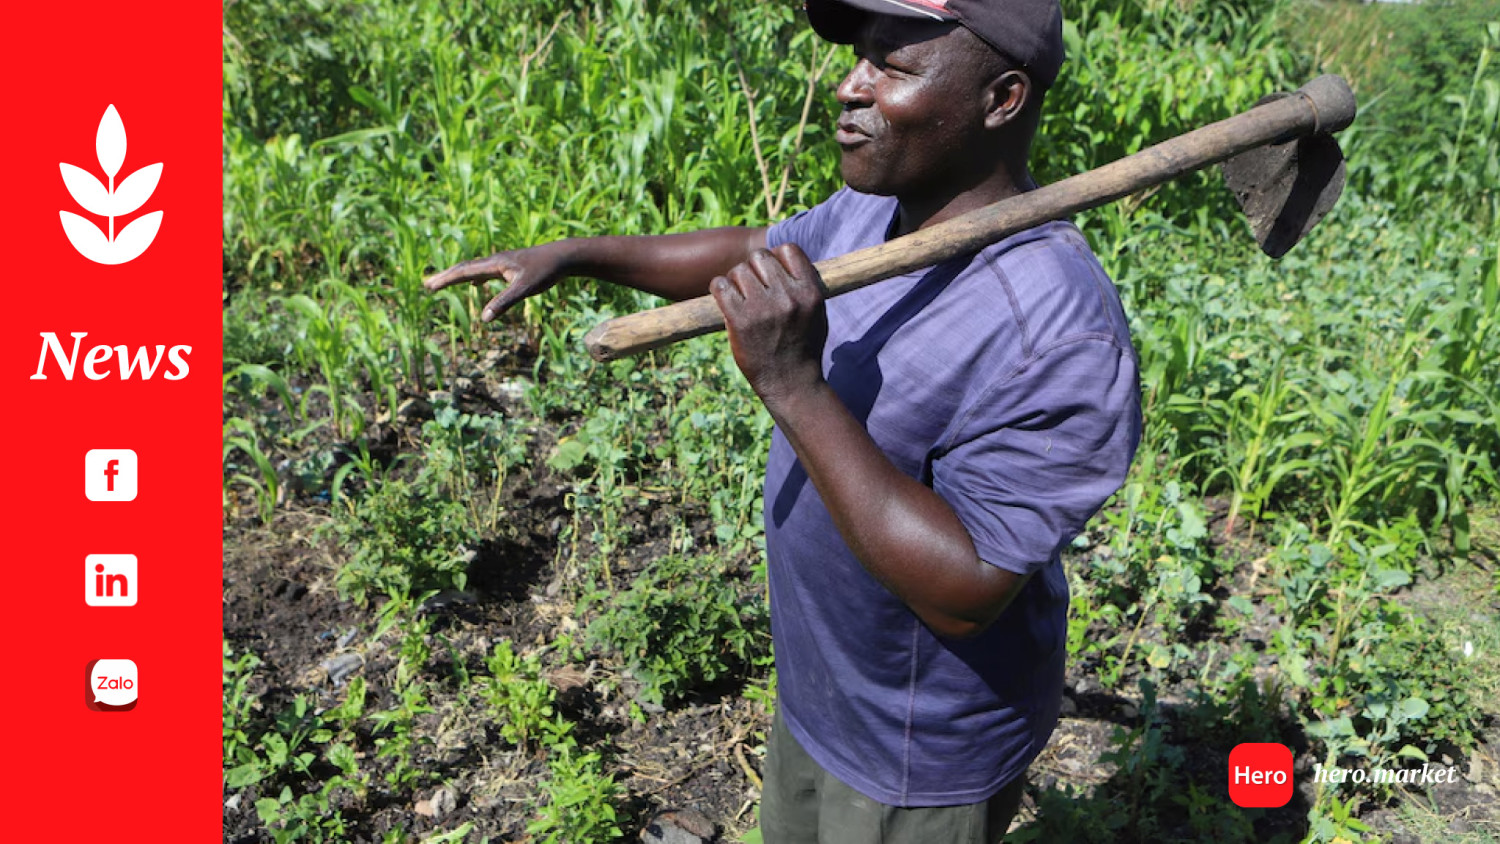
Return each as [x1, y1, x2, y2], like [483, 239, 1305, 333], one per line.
[1229, 743, 1293, 807]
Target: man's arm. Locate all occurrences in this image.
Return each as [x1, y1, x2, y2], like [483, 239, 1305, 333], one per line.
[424, 227, 767, 321]
[712, 246, 1029, 639]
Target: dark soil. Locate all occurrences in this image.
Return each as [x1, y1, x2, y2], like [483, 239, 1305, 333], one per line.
[223, 330, 1500, 843]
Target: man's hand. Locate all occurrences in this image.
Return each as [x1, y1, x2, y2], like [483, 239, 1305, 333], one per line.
[423, 241, 571, 322]
[715, 246, 1026, 640]
[710, 244, 829, 404]
[422, 228, 770, 319]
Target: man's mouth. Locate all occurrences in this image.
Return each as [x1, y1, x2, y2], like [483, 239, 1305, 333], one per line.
[835, 121, 872, 147]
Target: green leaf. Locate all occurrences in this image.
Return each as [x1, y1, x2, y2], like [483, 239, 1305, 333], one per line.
[262, 733, 289, 767]
[225, 762, 266, 788]
[548, 438, 588, 472]
[255, 797, 283, 826]
[1400, 697, 1430, 721]
[1372, 568, 1412, 591]
[1396, 744, 1429, 762]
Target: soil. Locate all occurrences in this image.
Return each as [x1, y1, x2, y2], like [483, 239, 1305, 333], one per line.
[222, 329, 1500, 843]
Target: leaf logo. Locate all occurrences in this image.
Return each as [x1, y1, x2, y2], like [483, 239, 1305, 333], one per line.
[59, 105, 163, 265]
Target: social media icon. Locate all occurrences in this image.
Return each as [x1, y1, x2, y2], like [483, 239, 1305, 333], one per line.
[85, 448, 137, 501]
[85, 658, 138, 711]
[85, 554, 137, 607]
[1229, 742, 1293, 807]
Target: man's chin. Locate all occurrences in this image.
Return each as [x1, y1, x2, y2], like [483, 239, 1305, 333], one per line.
[838, 163, 896, 197]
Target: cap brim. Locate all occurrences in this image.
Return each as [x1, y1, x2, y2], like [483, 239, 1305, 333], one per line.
[806, 0, 958, 44]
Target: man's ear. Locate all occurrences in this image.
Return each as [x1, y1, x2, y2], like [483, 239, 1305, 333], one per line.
[983, 69, 1031, 131]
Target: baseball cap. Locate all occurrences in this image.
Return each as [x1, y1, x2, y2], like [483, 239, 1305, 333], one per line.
[805, 0, 1066, 89]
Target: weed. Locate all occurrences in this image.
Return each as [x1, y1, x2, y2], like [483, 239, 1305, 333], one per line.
[588, 552, 770, 706]
[329, 478, 476, 607]
[480, 640, 574, 752]
[527, 750, 624, 844]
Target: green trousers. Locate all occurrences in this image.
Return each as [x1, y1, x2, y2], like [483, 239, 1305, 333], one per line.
[759, 709, 1027, 844]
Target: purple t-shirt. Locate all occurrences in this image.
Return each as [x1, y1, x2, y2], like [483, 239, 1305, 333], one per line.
[764, 187, 1141, 807]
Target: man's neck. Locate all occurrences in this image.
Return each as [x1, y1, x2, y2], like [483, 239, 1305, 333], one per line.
[892, 163, 1037, 239]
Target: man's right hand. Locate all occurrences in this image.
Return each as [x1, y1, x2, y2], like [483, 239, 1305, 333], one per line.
[422, 227, 769, 322]
[423, 241, 571, 323]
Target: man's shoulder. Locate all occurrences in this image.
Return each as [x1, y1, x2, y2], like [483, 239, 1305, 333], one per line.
[973, 220, 1132, 357]
[766, 188, 897, 260]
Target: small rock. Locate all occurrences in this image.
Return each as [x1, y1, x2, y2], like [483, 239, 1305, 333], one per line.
[548, 665, 590, 693]
[420, 590, 477, 614]
[1119, 702, 1139, 719]
[415, 787, 458, 819]
[1059, 696, 1078, 716]
[396, 396, 434, 423]
[496, 378, 529, 402]
[336, 628, 358, 649]
[321, 652, 364, 686]
[224, 794, 242, 812]
[641, 808, 715, 844]
[432, 787, 458, 817]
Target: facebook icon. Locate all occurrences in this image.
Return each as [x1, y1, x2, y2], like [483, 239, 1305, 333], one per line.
[85, 449, 138, 501]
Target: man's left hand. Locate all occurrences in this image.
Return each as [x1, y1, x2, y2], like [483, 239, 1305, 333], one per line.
[710, 244, 829, 404]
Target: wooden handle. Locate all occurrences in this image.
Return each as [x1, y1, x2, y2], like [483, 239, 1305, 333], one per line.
[583, 75, 1355, 362]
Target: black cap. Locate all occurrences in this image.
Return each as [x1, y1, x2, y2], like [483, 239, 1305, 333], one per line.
[805, 0, 1066, 90]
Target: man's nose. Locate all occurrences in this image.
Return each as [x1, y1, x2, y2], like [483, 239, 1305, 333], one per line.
[835, 59, 877, 106]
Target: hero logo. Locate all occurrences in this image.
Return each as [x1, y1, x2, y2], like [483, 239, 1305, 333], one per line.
[29, 332, 191, 381]
[60, 105, 163, 265]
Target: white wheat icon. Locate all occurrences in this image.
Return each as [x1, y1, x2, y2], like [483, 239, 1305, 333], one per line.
[59, 105, 163, 265]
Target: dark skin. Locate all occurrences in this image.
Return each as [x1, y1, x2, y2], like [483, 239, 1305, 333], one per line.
[425, 18, 1042, 639]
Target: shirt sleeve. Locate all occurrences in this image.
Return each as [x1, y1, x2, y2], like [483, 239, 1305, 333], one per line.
[765, 187, 850, 261]
[931, 336, 1142, 576]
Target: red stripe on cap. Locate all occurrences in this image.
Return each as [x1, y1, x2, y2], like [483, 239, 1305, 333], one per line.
[868, 0, 954, 20]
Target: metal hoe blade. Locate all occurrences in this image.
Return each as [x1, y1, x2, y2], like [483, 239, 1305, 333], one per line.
[1222, 95, 1347, 259]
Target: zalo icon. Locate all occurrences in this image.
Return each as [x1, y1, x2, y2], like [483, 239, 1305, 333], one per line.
[86, 659, 138, 711]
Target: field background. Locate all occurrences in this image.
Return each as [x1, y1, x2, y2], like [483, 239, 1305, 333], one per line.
[221, 0, 1500, 841]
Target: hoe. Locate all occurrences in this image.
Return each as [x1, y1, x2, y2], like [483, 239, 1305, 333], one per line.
[582, 74, 1355, 361]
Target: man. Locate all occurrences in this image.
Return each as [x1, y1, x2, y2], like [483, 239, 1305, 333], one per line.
[426, 1, 1140, 841]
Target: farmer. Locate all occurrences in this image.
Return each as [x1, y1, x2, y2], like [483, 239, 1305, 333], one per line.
[427, 0, 1141, 840]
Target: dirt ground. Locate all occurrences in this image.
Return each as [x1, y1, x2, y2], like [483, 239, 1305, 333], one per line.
[222, 337, 1500, 843]
[223, 499, 1500, 842]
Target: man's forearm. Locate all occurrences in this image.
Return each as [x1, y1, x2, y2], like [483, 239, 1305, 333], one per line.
[560, 227, 767, 302]
[763, 380, 1026, 639]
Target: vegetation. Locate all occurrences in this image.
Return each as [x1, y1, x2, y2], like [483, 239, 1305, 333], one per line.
[222, 0, 1500, 840]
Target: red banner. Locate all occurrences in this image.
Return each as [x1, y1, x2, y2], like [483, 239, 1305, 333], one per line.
[3, 3, 222, 840]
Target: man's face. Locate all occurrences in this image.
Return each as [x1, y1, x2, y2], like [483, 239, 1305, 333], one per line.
[834, 17, 992, 198]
